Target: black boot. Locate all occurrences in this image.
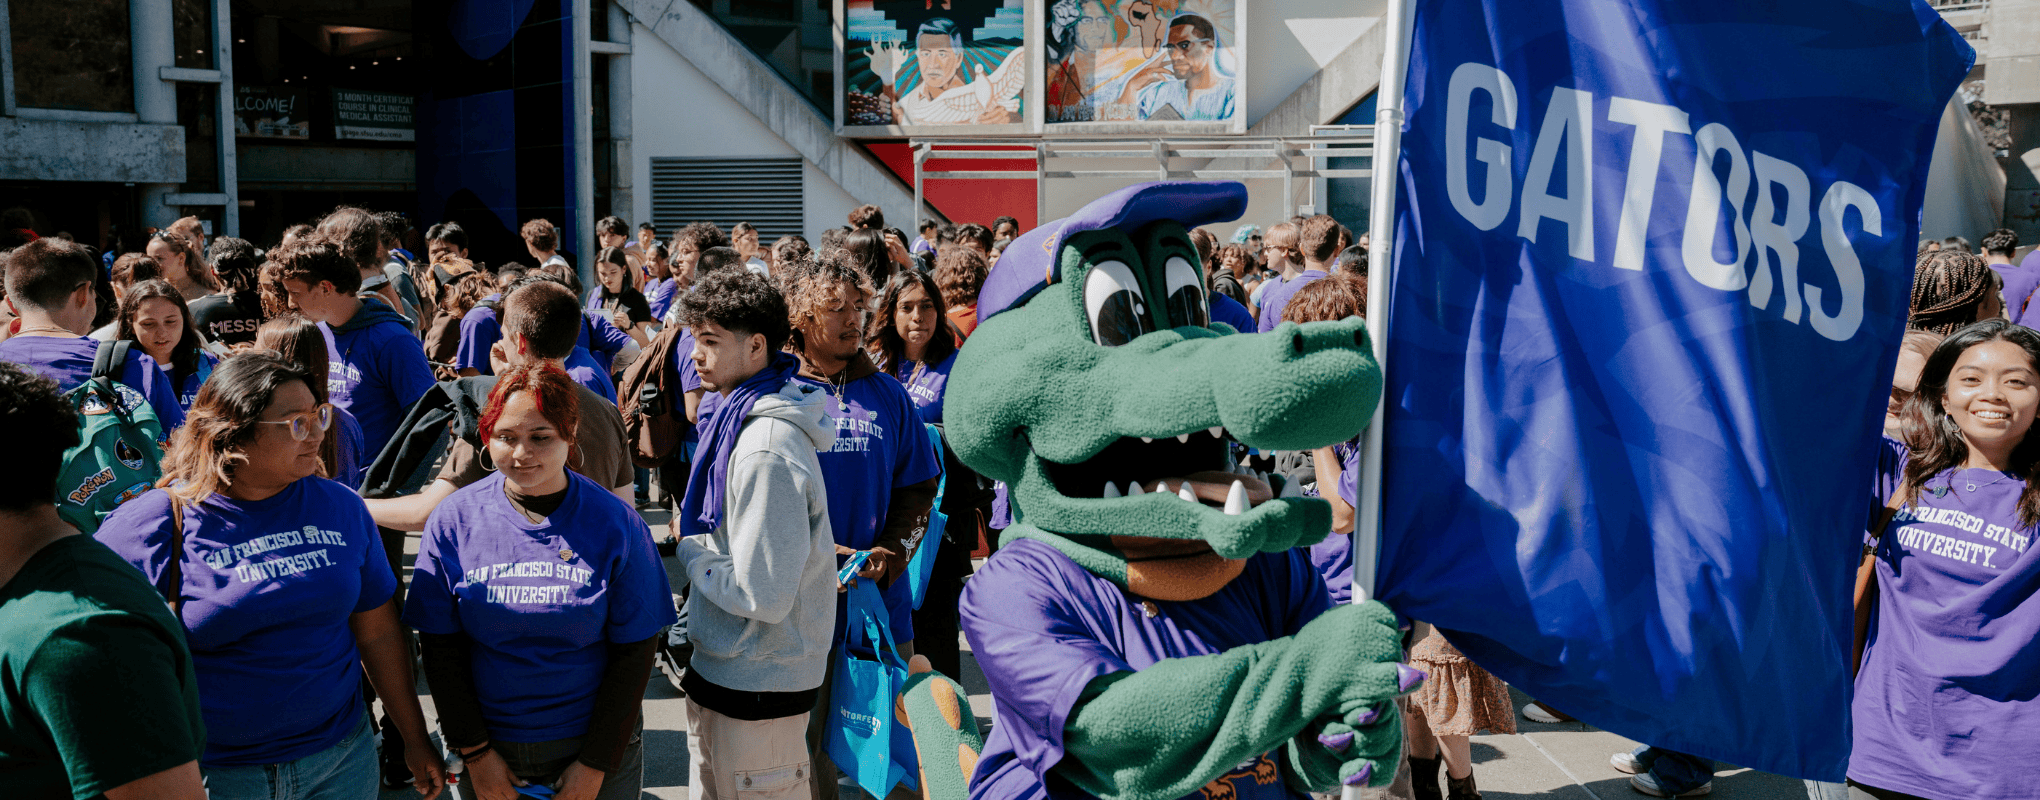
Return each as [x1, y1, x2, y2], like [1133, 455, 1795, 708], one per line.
[1446, 771, 1482, 800]
[1408, 755, 1443, 800]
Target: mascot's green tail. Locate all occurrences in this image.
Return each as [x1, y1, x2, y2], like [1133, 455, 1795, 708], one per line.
[900, 656, 985, 800]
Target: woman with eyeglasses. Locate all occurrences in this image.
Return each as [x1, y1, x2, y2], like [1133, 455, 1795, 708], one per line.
[254, 314, 369, 490]
[94, 353, 445, 800]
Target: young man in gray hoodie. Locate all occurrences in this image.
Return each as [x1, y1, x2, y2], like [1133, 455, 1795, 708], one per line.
[670, 269, 839, 799]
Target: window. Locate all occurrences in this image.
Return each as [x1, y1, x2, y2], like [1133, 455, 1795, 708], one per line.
[650, 157, 804, 240]
[10, 0, 135, 112]
[172, 0, 212, 70]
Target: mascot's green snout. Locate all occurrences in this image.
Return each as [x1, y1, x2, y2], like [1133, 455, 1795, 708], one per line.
[903, 181, 1415, 800]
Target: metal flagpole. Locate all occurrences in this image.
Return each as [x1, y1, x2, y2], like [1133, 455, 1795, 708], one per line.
[1343, 5, 1413, 796]
[1352, 0, 1416, 608]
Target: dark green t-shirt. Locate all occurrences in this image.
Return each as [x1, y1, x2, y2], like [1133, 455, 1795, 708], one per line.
[0, 534, 205, 799]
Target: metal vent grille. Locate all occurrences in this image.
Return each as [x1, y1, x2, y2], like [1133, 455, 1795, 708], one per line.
[650, 157, 805, 240]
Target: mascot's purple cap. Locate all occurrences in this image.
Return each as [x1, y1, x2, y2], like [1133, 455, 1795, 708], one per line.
[978, 180, 1249, 323]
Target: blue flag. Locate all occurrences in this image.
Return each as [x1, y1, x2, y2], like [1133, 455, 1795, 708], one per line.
[1377, 0, 1971, 781]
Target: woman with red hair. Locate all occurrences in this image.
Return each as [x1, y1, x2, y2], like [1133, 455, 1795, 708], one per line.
[403, 365, 676, 800]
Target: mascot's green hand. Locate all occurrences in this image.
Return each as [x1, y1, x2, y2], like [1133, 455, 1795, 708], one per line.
[1058, 601, 1417, 800]
[1288, 700, 1409, 790]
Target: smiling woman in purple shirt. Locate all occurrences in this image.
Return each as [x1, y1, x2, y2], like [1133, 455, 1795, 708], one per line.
[1856, 318, 2040, 800]
[91, 353, 445, 800]
[404, 365, 675, 800]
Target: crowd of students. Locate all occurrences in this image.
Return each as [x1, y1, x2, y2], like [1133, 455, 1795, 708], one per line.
[0, 200, 2029, 800]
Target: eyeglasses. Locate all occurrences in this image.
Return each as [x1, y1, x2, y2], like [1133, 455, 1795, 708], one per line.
[1077, 15, 1111, 28]
[1162, 38, 1213, 54]
[256, 403, 334, 442]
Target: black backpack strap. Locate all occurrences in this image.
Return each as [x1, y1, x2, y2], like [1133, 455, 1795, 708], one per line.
[91, 339, 132, 384]
[160, 500, 188, 626]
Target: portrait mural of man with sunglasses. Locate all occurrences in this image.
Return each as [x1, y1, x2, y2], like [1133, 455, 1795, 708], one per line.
[1046, 0, 1240, 124]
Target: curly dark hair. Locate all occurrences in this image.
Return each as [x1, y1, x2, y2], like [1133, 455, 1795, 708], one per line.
[784, 249, 875, 354]
[679, 268, 791, 353]
[1983, 228, 2019, 258]
[934, 246, 988, 309]
[0, 362, 81, 512]
[671, 221, 729, 256]
[269, 240, 362, 295]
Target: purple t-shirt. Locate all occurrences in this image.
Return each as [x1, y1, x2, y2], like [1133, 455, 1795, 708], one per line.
[167, 350, 219, 412]
[1312, 441, 1366, 605]
[891, 350, 958, 425]
[565, 347, 617, 404]
[959, 537, 1329, 800]
[329, 301, 437, 458]
[93, 479, 396, 766]
[2004, 251, 2040, 326]
[454, 296, 503, 375]
[579, 313, 632, 374]
[1850, 437, 2040, 799]
[669, 329, 703, 444]
[646, 277, 677, 322]
[0, 335, 186, 432]
[1256, 270, 1329, 333]
[794, 370, 942, 640]
[333, 405, 366, 489]
[403, 471, 676, 742]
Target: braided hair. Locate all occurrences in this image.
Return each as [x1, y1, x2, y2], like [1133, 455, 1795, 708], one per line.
[1908, 249, 1998, 336]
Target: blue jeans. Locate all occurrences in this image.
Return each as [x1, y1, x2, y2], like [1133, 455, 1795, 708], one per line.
[202, 712, 377, 800]
[1632, 746, 1714, 794]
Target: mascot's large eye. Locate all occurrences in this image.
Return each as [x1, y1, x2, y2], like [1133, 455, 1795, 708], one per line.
[1162, 256, 1208, 329]
[1083, 260, 1151, 347]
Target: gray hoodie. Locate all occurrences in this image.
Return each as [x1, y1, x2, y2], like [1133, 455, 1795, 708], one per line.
[675, 380, 839, 693]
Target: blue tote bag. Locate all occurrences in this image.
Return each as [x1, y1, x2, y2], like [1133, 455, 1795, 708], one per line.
[827, 562, 919, 797]
[905, 423, 949, 610]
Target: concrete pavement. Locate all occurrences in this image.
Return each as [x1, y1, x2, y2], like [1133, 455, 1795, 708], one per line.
[381, 507, 1811, 800]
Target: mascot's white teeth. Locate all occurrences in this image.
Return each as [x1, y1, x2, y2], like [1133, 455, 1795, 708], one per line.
[1177, 483, 1198, 502]
[1224, 481, 1249, 515]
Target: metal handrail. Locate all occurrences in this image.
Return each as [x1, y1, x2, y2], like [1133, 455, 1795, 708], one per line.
[908, 133, 1377, 222]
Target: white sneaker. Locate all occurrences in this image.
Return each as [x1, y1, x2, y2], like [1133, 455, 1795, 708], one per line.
[1522, 701, 1572, 724]
[1610, 751, 1645, 774]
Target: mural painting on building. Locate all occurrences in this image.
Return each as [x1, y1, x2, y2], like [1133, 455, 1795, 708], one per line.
[841, 0, 1027, 132]
[1044, 0, 1242, 128]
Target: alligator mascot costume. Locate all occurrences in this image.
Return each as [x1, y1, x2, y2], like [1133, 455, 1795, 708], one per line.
[897, 180, 1416, 800]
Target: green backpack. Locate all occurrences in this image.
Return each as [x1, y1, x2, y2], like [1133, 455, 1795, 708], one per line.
[56, 341, 166, 534]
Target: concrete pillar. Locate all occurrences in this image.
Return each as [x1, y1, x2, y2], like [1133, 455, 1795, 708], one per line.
[572, 0, 595, 295]
[608, 3, 634, 226]
[215, 0, 239, 237]
[132, 0, 180, 230]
